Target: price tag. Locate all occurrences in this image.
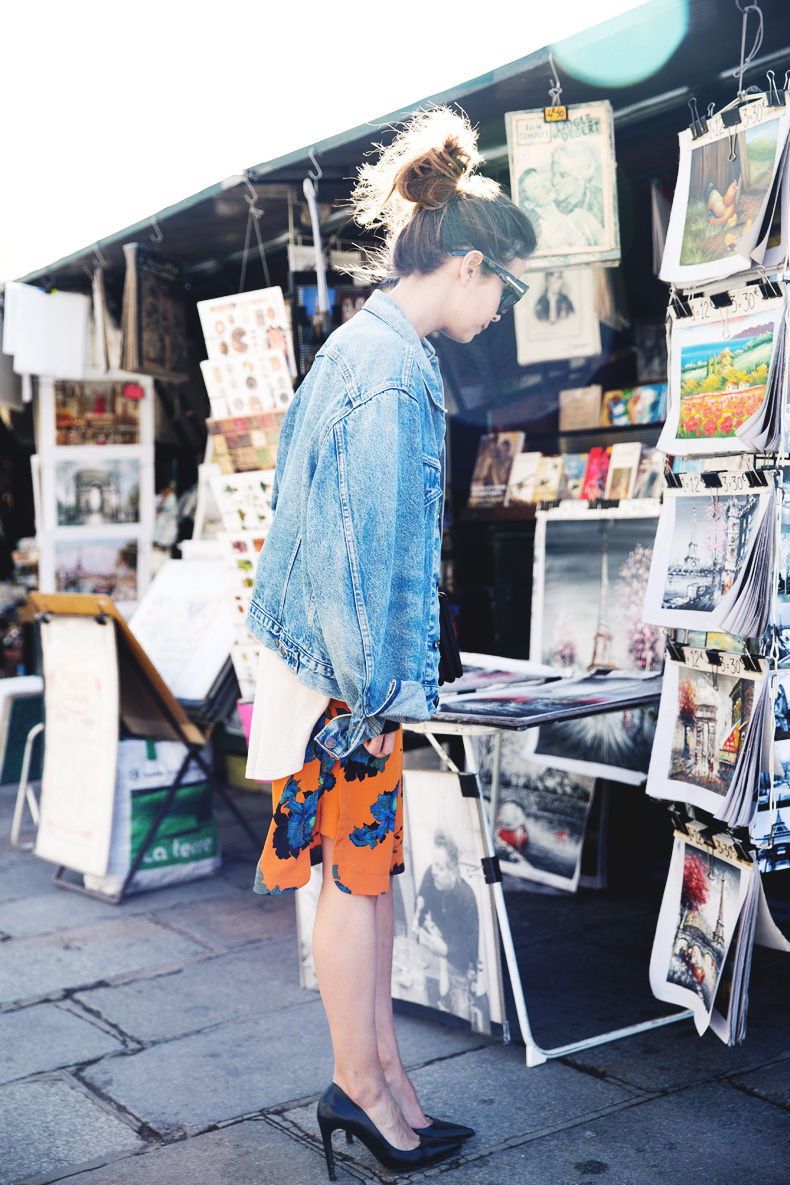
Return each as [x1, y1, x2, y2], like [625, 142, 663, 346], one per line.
[543, 105, 567, 123]
[123, 383, 145, 401]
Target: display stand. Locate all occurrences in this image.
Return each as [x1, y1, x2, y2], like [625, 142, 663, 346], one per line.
[22, 593, 264, 904]
[405, 711, 693, 1067]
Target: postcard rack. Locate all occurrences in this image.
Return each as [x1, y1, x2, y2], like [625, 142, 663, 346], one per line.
[405, 708, 693, 1069]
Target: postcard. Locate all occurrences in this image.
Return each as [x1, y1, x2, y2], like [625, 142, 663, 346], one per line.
[513, 267, 601, 365]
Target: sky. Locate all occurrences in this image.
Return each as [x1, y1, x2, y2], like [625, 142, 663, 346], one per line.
[0, 0, 650, 283]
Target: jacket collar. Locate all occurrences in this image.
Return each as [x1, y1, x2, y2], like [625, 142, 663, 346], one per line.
[362, 289, 445, 411]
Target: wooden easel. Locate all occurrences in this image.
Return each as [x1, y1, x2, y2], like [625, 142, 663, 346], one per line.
[23, 593, 264, 904]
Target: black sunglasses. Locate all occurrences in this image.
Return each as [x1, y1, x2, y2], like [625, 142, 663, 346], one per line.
[450, 250, 529, 315]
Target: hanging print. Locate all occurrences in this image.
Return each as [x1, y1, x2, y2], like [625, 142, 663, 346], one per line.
[506, 101, 620, 270]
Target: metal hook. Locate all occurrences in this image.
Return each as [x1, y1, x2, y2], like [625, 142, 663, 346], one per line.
[733, 1, 764, 98]
[243, 170, 262, 211]
[149, 218, 163, 244]
[92, 244, 107, 268]
[307, 149, 323, 182]
[547, 51, 563, 107]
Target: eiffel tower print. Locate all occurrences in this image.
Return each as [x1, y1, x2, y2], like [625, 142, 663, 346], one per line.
[589, 541, 618, 671]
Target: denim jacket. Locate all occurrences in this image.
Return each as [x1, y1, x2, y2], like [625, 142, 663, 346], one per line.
[246, 290, 447, 759]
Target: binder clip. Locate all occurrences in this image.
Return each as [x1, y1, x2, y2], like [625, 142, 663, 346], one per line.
[720, 105, 743, 127]
[701, 472, 722, 488]
[740, 652, 762, 672]
[458, 773, 479, 798]
[664, 469, 683, 489]
[688, 97, 708, 139]
[705, 649, 722, 667]
[745, 468, 769, 487]
[666, 639, 686, 663]
[767, 70, 783, 108]
[669, 291, 693, 318]
[480, 856, 503, 884]
[709, 290, 734, 309]
[668, 806, 690, 835]
[758, 275, 783, 300]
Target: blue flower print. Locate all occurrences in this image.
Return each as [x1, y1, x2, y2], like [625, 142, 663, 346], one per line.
[350, 784, 399, 849]
[332, 864, 352, 893]
[271, 776, 321, 860]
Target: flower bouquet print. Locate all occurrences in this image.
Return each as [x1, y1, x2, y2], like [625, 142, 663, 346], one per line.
[660, 94, 790, 287]
[642, 471, 777, 639]
[646, 648, 772, 827]
[658, 283, 787, 456]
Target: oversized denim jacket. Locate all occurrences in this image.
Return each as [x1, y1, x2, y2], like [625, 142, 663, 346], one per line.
[246, 290, 447, 759]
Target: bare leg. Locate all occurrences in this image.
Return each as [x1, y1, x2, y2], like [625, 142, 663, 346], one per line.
[374, 890, 430, 1129]
[312, 836, 418, 1151]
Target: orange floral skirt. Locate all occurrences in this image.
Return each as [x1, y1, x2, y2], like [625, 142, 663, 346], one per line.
[253, 699, 404, 897]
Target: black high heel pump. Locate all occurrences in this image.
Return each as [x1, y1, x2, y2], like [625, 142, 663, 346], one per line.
[316, 1083, 462, 1180]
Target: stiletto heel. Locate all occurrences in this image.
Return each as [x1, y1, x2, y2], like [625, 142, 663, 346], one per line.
[316, 1083, 461, 1177]
[318, 1115, 337, 1182]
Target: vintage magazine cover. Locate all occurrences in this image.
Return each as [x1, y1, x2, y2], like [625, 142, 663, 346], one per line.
[121, 244, 188, 381]
[506, 101, 620, 270]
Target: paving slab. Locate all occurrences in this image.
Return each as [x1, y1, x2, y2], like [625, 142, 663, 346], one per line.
[564, 1014, 790, 1092]
[76, 938, 315, 1041]
[285, 1043, 637, 1165]
[0, 1075, 144, 1185]
[440, 1081, 790, 1185]
[732, 1057, 790, 1109]
[80, 1005, 333, 1135]
[0, 1003, 124, 1084]
[392, 1010, 489, 1068]
[0, 849, 58, 904]
[152, 887, 294, 949]
[65, 1117, 352, 1185]
[0, 917, 212, 1005]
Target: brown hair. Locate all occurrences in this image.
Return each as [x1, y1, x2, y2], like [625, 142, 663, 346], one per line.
[350, 107, 536, 282]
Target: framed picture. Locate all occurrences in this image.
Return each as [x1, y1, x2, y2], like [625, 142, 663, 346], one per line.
[513, 267, 601, 365]
[35, 533, 148, 617]
[529, 505, 662, 783]
[506, 101, 620, 271]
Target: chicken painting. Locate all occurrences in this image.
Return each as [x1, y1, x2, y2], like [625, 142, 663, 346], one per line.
[706, 178, 739, 227]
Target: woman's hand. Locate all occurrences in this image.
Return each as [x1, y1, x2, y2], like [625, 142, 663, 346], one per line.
[363, 729, 397, 757]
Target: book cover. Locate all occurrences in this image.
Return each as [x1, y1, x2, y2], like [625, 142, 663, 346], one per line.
[532, 455, 563, 503]
[468, 432, 525, 506]
[558, 453, 588, 500]
[605, 442, 643, 500]
[580, 446, 612, 500]
[121, 244, 188, 381]
[504, 451, 542, 506]
[558, 385, 603, 431]
[632, 447, 666, 499]
[600, 384, 667, 426]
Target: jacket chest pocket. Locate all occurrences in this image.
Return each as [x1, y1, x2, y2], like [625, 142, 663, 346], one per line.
[422, 455, 442, 507]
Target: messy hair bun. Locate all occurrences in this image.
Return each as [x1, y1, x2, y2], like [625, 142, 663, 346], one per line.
[349, 107, 536, 282]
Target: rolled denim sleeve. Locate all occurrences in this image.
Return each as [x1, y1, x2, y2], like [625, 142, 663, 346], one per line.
[305, 390, 432, 758]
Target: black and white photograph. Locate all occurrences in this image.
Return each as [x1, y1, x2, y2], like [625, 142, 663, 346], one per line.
[54, 456, 141, 526]
[512, 266, 601, 366]
[296, 770, 505, 1036]
[469, 733, 595, 892]
[529, 507, 662, 783]
[752, 803, 790, 874]
[506, 101, 620, 270]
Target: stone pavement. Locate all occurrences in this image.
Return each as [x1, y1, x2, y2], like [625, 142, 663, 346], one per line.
[1, 771, 789, 1185]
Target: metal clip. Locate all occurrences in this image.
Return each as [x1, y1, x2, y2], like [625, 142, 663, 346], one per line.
[481, 856, 503, 885]
[710, 290, 734, 309]
[741, 652, 762, 672]
[666, 639, 686, 663]
[670, 291, 693, 318]
[701, 472, 722, 488]
[688, 97, 708, 139]
[706, 649, 722, 667]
